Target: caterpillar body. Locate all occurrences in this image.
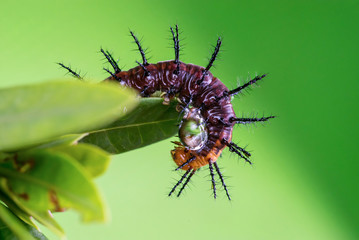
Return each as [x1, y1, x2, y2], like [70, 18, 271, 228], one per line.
[59, 25, 274, 200]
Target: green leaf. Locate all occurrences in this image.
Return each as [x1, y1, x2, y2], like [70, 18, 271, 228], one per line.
[0, 188, 64, 237]
[0, 218, 49, 240]
[33, 134, 86, 150]
[0, 80, 138, 152]
[0, 152, 11, 163]
[25, 225, 48, 240]
[50, 143, 111, 178]
[0, 203, 38, 240]
[0, 188, 38, 230]
[80, 98, 179, 154]
[0, 212, 48, 240]
[17, 209, 63, 238]
[0, 149, 108, 225]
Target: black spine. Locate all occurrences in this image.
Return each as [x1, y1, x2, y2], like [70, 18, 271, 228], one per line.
[222, 139, 252, 164]
[100, 48, 121, 74]
[228, 74, 267, 96]
[230, 116, 275, 124]
[136, 61, 150, 77]
[57, 63, 83, 80]
[213, 162, 231, 200]
[169, 169, 191, 197]
[197, 37, 222, 84]
[130, 30, 148, 66]
[177, 169, 196, 197]
[175, 156, 196, 171]
[170, 25, 180, 68]
[209, 162, 217, 199]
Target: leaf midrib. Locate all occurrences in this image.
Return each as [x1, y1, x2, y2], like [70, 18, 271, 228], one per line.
[88, 118, 177, 134]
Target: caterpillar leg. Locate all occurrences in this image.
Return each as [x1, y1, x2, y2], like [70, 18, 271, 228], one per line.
[177, 97, 192, 115]
[213, 162, 231, 200]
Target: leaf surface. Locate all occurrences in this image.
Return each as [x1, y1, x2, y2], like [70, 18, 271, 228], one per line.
[51, 143, 110, 178]
[0, 203, 38, 240]
[81, 98, 180, 154]
[0, 81, 138, 151]
[0, 149, 108, 225]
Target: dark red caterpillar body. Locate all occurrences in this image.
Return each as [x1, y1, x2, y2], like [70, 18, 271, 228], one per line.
[108, 61, 235, 169]
[59, 25, 274, 200]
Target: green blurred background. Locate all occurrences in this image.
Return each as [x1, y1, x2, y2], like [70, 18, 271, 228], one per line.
[1, 0, 358, 239]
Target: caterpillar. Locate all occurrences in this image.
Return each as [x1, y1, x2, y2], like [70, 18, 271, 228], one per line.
[58, 25, 274, 200]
